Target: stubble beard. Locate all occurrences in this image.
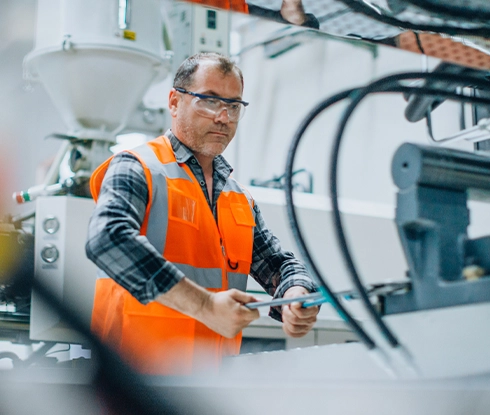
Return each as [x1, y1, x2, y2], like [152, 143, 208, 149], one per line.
[180, 123, 230, 158]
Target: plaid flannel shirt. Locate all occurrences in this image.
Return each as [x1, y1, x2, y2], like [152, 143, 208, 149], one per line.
[86, 130, 317, 321]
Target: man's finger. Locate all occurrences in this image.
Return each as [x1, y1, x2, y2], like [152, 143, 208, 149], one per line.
[282, 305, 317, 324]
[283, 321, 313, 337]
[229, 288, 258, 304]
[287, 302, 319, 318]
[284, 320, 314, 331]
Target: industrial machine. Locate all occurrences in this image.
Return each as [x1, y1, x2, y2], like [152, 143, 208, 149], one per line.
[385, 143, 490, 314]
[1, 0, 171, 349]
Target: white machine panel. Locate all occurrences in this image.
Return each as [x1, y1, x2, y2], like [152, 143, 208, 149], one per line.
[169, 2, 231, 72]
[248, 186, 408, 294]
[30, 196, 97, 343]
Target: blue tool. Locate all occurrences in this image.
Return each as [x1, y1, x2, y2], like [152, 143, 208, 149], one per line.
[244, 292, 327, 309]
[244, 282, 409, 309]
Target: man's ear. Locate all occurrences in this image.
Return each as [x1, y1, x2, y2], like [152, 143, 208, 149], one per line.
[168, 89, 179, 117]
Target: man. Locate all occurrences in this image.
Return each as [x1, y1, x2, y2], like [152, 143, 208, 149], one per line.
[86, 52, 319, 376]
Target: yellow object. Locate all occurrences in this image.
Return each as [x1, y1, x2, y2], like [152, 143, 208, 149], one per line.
[123, 30, 136, 41]
[462, 265, 486, 281]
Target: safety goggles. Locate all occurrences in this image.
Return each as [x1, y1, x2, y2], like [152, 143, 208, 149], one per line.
[175, 87, 249, 122]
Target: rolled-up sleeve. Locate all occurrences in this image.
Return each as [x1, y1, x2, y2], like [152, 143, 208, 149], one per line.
[85, 152, 184, 304]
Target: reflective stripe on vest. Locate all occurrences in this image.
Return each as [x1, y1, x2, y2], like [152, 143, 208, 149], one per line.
[93, 268, 251, 292]
[171, 263, 248, 291]
[134, 144, 193, 256]
[228, 272, 248, 291]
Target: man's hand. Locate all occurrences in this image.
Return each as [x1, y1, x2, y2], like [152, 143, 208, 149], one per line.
[281, 286, 319, 338]
[201, 289, 260, 338]
[156, 279, 259, 339]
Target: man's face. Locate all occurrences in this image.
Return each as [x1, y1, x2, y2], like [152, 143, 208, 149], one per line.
[169, 61, 243, 159]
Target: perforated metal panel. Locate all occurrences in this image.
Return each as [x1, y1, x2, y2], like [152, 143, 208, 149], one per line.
[247, 0, 490, 70]
[249, 0, 402, 38]
[398, 32, 490, 70]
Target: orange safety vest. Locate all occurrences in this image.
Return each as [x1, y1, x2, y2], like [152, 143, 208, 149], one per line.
[184, 0, 248, 13]
[90, 136, 255, 375]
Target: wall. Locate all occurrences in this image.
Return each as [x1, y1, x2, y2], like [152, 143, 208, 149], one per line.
[227, 16, 475, 204]
[0, 0, 66, 216]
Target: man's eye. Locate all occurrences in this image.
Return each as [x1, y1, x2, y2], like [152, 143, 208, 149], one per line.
[203, 98, 220, 108]
[229, 104, 241, 112]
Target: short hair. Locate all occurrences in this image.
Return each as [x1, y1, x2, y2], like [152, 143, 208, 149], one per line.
[173, 52, 244, 90]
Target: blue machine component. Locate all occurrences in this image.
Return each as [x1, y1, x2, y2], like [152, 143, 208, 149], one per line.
[383, 143, 490, 314]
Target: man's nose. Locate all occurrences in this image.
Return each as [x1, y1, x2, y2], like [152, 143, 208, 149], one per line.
[214, 107, 231, 123]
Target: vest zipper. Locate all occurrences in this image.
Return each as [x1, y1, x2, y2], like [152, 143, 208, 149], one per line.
[219, 237, 226, 355]
[221, 239, 226, 257]
[220, 238, 229, 290]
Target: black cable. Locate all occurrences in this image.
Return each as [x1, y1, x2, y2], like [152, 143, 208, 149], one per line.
[403, 0, 490, 22]
[414, 32, 425, 55]
[425, 109, 436, 141]
[336, 0, 490, 38]
[285, 72, 490, 351]
[471, 88, 478, 126]
[285, 88, 377, 349]
[460, 90, 466, 131]
[330, 71, 490, 348]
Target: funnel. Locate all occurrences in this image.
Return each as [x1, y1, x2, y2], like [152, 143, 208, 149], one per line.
[24, 0, 170, 141]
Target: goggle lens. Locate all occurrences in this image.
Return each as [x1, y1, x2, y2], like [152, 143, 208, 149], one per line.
[192, 97, 246, 122]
